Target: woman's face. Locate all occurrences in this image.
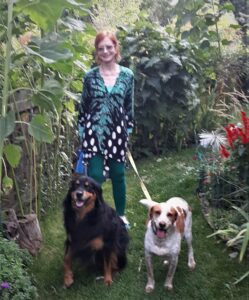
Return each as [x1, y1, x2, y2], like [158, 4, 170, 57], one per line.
[96, 37, 117, 64]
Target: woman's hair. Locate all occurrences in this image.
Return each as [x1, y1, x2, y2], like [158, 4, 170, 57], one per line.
[94, 31, 121, 64]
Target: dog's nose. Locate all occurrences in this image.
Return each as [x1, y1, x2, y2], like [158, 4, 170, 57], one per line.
[76, 192, 83, 199]
[159, 222, 166, 229]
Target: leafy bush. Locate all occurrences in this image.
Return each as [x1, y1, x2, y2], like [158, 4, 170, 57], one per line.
[197, 111, 249, 209]
[118, 22, 200, 157]
[196, 112, 249, 283]
[208, 206, 249, 284]
[0, 234, 38, 300]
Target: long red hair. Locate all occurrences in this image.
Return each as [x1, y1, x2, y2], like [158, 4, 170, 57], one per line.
[94, 31, 121, 64]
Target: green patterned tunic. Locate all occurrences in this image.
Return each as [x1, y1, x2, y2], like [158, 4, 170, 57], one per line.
[78, 65, 134, 173]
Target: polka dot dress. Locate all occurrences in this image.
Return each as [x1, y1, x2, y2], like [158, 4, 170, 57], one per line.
[78, 66, 134, 175]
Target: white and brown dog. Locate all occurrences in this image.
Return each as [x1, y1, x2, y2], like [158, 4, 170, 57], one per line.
[140, 197, 196, 293]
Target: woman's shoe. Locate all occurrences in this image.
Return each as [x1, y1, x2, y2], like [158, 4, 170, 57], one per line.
[120, 215, 130, 230]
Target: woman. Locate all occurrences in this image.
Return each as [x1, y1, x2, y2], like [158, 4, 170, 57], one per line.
[78, 31, 134, 228]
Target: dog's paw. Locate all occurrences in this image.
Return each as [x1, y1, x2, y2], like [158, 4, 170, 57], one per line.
[104, 276, 113, 286]
[188, 258, 196, 270]
[63, 274, 74, 288]
[164, 283, 173, 291]
[145, 284, 154, 293]
[188, 260, 196, 271]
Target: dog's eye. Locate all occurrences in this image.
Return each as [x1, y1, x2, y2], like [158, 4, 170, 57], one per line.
[84, 181, 89, 187]
[154, 210, 161, 216]
[167, 212, 173, 218]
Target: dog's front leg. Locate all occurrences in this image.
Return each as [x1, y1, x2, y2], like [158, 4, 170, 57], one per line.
[145, 251, 155, 293]
[164, 255, 178, 291]
[63, 242, 74, 288]
[103, 254, 114, 286]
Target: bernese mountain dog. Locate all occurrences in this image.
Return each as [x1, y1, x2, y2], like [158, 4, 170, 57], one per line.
[63, 175, 129, 288]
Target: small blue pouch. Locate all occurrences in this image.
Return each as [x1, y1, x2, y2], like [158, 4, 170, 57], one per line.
[75, 150, 87, 174]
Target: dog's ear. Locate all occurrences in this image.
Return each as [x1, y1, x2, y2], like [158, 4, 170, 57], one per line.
[149, 205, 161, 220]
[174, 206, 186, 234]
[149, 206, 154, 220]
[139, 199, 158, 209]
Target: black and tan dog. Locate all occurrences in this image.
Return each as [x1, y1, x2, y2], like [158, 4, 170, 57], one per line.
[63, 175, 129, 288]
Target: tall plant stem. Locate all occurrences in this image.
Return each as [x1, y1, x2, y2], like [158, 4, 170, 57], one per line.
[11, 167, 24, 216]
[0, 0, 14, 227]
[52, 113, 62, 202]
[33, 140, 38, 215]
[211, 0, 222, 58]
[29, 138, 33, 213]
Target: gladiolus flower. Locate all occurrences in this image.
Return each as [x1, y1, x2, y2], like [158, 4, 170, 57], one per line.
[219, 145, 230, 158]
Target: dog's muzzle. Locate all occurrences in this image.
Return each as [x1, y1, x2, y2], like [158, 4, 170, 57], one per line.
[72, 190, 87, 208]
[151, 220, 168, 239]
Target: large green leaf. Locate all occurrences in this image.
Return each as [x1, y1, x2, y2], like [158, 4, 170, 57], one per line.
[15, 0, 68, 31]
[145, 57, 161, 69]
[59, 17, 86, 31]
[0, 111, 15, 143]
[28, 115, 54, 143]
[26, 34, 73, 64]
[240, 223, 249, 262]
[15, 0, 91, 31]
[31, 79, 63, 113]
[2, 176, 13, 194]
[146, 77, 161, 94]
[3, 144, 22, 168]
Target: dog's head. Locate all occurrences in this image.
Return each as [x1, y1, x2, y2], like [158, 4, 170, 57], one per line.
[140, 199, 186, 239]
[67, 175, 103, 219]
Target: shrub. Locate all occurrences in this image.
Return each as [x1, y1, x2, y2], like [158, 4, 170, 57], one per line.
[0, 234, 38, 300]
[118, 23, 200, 157]
[197, 111, 249, 210]
[196, 111, 249, 284]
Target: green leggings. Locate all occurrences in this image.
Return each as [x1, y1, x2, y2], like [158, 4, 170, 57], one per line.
[88, 154, 126, 216]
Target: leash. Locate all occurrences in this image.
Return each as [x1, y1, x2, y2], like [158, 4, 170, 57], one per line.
[127, 149, 152, 201]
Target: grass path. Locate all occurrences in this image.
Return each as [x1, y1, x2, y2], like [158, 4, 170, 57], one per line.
[31, 149, 249, 300]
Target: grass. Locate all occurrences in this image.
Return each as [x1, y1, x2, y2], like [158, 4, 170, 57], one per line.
[30, 148, 249, 300]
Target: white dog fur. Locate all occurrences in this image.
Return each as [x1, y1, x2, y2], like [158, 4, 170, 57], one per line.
[140, 197, 196, 293]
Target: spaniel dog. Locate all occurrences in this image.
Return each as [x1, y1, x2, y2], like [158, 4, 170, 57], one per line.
[63, 175, 129, 288]
[140, 197, 196, 293]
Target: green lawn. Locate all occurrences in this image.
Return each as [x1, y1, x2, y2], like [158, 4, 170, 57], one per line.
[30, 148, 249, 300]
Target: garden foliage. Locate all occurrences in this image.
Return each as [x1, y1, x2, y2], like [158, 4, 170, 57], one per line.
[197, 111, 249, 267]
[198, 111, 249, 209]
[0, 234, 38, 300]
[0, 0, 95, 215]
[119, 23, 200, 156]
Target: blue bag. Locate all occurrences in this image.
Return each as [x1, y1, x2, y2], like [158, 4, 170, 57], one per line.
[75, 150, 87, 175]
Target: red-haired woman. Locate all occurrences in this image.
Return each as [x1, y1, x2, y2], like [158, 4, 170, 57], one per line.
[78, 32, 134, 228]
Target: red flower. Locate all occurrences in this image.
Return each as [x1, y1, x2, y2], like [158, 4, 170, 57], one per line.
[241, 111, 249, 143]
[219, 145, 230, 158]
[225, 125, 237, 147]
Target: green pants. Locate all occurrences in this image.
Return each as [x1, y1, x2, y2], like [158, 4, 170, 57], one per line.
[88, 154, 126, 216]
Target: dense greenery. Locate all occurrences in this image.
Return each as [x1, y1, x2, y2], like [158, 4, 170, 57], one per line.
[0, 234, 38, 299]
[0, 0, 95, 216]
[1, 0, 247, 212]
[0, 0, 248, 297]
[119, 23, 200, 156]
